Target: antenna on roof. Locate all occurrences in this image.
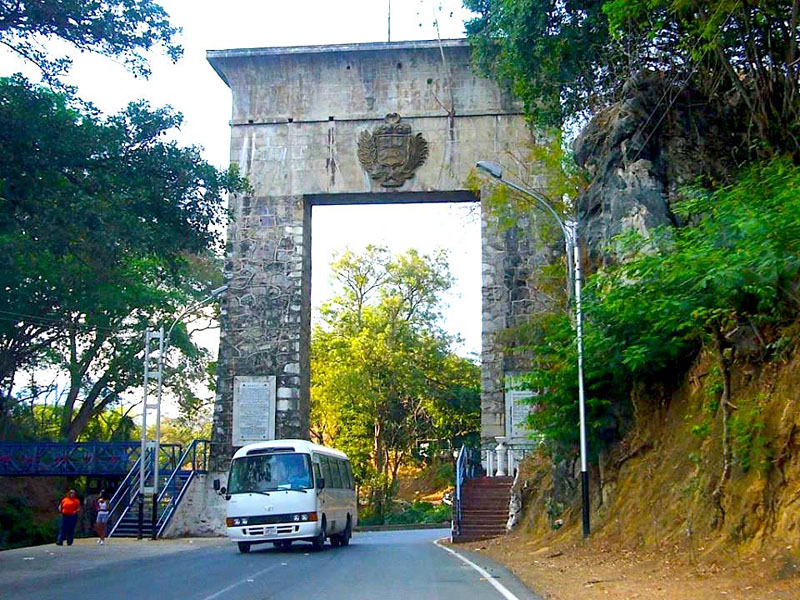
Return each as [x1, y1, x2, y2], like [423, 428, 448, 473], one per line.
[388, 0, 391, 42]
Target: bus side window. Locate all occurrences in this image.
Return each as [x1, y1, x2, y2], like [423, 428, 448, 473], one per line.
[344, 461, 355, 490]
[320, 455, 332, 488]
[336, 459, 350, 490]
[312, 459, 322, 486]
[329, 457, 343, 488]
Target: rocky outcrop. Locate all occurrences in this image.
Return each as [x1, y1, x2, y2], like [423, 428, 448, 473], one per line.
[574, 71, 732, 262]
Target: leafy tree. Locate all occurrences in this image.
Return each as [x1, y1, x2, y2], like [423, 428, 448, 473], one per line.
[465, 0, 800, 156]
[146, 415, 211, 448]
[463, 0, 622, 128]
[0, 76, 248, 440]
[0, 0, 182, 83]
[311, 247, 480, 517]
[520, 158, 800, 520]
[603, 0, 800, 157]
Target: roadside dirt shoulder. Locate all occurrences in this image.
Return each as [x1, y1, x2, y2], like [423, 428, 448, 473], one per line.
[462, 532, 800, 599]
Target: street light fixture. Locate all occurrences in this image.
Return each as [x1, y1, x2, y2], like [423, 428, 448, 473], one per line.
[139, 284, 229, 539]
[476, 160, 590, 538]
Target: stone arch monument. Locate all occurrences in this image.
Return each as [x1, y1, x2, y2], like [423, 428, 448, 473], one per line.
[207, 39, 543, 471]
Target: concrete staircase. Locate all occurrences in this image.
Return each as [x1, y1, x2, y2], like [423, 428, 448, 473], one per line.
[453, 476, 513, 543]
[111, 470, 193, 538]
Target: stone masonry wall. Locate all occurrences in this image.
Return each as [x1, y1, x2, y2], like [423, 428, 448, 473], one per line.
[209, 40, 539, 466]
[212, 194, 310, 467]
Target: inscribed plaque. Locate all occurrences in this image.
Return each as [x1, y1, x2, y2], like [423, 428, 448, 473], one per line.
[506, 389, 537, 441]
[233, 376, 276, 446]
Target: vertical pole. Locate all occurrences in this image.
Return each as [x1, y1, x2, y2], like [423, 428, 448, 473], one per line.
[388, 0, 391, 42]
[152, 326, 163, 539]
[569, 220, 590, 538]
[139, 330, 150, 540]
[137, 493, 144, 540]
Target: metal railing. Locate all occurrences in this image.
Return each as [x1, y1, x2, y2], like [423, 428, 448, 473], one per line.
[0, 441, 141, 476]
[107, 454, 148, 537]
[153, 439, 211, 538]
[106, 443, 183, 538]
[453, 445, 468, 538]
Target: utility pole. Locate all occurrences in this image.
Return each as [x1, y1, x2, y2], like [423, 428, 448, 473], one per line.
[388, 0, 391, 42]
[139, 329, 163, 539]
[477, 161, 591, 537]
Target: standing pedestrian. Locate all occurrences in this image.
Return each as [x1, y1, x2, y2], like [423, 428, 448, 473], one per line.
[94, 490, 109, 545]
[56, 489, 81, 546]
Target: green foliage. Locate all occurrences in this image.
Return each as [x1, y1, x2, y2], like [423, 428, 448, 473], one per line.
[602, 0, 800, 156]
[0, 76, 248, 440]
[730, 398, 771, 474]
[358, 501, 451, 527]
[5, 398, 137, 442]
[466, 0, 800, 156]
[692, 421, 711, 440]
[517, 158, 800, 456]
[0, 496, 58, 550]
[146, 415, 211, 448]
[311, 247, 480, 515]
[0, 0, 182, 83]
[464, 0, 619, 128]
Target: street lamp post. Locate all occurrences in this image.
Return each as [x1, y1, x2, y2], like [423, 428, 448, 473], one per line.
[476, 161, 590, 538]
[139, 284, 228, 539]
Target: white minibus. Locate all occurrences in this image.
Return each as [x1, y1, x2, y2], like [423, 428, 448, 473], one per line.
[216, 439, 357, 553]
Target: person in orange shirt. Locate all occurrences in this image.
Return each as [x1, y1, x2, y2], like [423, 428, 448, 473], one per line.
[56, 489, 81, 546]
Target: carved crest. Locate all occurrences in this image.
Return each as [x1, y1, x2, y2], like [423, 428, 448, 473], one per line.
[357, 113, 428, 187]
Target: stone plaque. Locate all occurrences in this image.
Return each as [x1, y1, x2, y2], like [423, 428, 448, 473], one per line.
[233, 376, 276, 446]
[506, 389, 537, 441]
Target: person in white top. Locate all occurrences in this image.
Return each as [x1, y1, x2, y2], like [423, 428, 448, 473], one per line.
[94, 491, 110, 545]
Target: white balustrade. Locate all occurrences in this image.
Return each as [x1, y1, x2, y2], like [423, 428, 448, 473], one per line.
[495, 436, 508, 476]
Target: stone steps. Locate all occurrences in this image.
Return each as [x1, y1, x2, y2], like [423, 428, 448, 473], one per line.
[452, 476, 512, 543]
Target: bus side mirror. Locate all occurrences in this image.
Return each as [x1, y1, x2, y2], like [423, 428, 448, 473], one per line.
[316, 478, 325, 490]
[213, 479, 220, 491]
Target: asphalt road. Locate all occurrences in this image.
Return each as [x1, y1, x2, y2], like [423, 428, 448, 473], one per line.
[2, 529, 540, 600]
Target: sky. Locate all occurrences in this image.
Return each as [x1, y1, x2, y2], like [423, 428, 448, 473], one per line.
[0, 1, 483, 413]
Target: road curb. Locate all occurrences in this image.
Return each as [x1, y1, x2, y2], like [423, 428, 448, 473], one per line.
[354, 522, 451, 532]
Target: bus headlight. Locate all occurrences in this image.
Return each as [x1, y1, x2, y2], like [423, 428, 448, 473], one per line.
[292, 514, 300, 522]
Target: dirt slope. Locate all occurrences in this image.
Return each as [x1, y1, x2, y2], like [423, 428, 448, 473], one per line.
[472, 345, 800, 598]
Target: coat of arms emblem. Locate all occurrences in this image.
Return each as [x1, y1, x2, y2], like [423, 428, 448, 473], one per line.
[357, 113, 429, 187]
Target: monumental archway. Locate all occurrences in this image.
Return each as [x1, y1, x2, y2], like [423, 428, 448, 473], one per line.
[207, 40, 545, 470]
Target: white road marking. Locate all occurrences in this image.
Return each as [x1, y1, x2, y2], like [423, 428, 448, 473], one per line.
[434, 538, 522, 600]
[199, 563, 282, 600]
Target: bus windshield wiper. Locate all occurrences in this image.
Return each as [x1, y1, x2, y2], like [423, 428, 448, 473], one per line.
[265, 487, 308, 493]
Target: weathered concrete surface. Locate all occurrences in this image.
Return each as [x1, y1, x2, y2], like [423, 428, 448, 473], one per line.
[207, 39, 538, 469]
[163, 472, 227, 537]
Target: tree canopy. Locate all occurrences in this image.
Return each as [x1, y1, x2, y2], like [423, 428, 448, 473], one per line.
[0, 76, 248, 440]
[311, 247, 480, 518]
[521, 159, 800, 460]
[465, 0, 800, 156]
[0, 0, 182, 83]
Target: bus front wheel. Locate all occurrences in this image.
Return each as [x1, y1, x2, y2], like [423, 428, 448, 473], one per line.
[312, 521, 327, 551]
[237, 542, 251, 554]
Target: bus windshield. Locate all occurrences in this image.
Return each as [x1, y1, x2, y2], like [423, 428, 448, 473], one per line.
[228, 452, 313, 493]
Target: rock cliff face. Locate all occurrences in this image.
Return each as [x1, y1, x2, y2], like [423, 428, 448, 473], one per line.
[573, 72, 732, 262]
